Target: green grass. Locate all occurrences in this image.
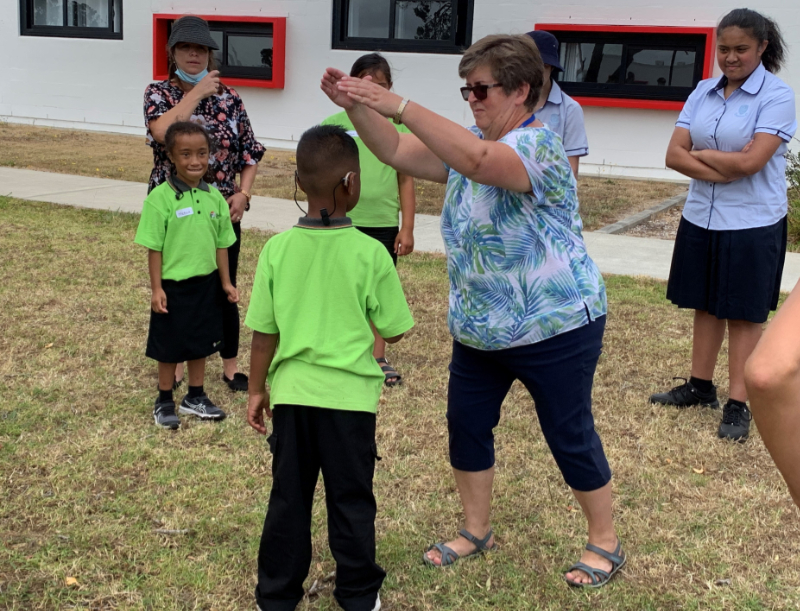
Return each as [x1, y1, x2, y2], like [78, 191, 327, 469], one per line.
[2, 197, 800, 610]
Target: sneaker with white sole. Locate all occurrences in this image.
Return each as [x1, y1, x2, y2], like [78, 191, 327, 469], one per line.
[179, 394, 226, 420]
[372, 594, 381, 611]
[153, 399, 180, 429]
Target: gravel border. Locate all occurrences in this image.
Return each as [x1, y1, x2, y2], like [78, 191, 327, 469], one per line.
[595, 192, 687, 235]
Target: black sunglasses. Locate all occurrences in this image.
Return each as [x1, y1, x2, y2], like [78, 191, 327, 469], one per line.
[460, 83, 503, 101]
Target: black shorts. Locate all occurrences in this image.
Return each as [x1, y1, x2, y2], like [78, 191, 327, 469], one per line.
[355, 226, 398, 266]
[146, 271, 225, 363]
[666, 216, 787, 323]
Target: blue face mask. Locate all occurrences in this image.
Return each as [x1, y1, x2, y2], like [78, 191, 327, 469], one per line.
[175, 68, 208, 85]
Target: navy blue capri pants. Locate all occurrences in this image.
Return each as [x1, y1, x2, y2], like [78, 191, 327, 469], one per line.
[447, 316, 611, 492]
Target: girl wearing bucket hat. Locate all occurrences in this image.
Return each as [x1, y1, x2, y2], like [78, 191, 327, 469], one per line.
[144, 15, 265, 392]
[526, 30, 589, 177]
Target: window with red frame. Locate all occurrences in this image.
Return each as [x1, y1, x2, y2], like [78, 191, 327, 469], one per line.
[535, 25, 715, 109]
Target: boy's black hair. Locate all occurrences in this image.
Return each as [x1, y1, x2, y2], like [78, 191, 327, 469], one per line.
[165, 121, 213, 154]
[296, 125, 359, 196]
[718, 9, 786, 73]
[350, 53, 392, 85]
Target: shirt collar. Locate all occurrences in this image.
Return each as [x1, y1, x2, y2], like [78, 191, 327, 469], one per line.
[170, 175, 210, 193]
[296, 216, 353, 229]
[547, 80, 564, 105]
[711, 62, 767, 96]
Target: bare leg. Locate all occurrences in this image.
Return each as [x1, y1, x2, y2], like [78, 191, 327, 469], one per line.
[158, 362, 178, 392]
[175, 362, 184, 385]
[222, 357, 238, 380]
[727, 319, 763, 402]
[691, 310, 726, 380]
[187, 358, 206, 388]
[564, 482, 619, 584]
[424, 467, 495, 565]
[746, 282, 800, 507]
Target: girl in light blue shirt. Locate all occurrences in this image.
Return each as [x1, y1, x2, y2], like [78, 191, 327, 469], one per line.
[651, 8, 796, 444]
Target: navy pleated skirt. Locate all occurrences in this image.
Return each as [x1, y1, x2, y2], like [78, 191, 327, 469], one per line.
[666, 216, 787, 323]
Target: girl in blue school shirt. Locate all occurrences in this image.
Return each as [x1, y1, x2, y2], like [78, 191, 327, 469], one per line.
[651, 8, 796, 443]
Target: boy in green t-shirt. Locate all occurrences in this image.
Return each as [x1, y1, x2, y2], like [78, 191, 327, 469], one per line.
[245, 125, 414, 611]
[134, 122, 239, 430]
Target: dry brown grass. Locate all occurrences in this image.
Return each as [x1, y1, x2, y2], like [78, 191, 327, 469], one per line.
[1, 197, 799, 610]
[0, 122, 685, 230]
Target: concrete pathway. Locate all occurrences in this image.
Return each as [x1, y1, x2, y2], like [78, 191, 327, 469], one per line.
[3, 167, 799, 292]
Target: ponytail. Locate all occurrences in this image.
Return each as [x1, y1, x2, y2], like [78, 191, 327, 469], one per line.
[717, 8, 786, 73]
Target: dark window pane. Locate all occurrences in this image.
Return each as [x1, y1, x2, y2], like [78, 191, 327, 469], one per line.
[348, 0, 390, 38]
[67, 0, 109, 28]
[228, 35, 274, 69]
[560, 43, 623, 83]
[395, 1, 453, 41]
[624, 48, 697, 87]
[210, 30, 224, 66]
[33, 0, 63, 26]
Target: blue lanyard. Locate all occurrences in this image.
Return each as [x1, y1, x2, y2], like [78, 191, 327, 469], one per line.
[519, 114, 536, 129]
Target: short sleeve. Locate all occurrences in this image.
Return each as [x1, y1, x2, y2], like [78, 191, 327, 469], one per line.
[367, 258, 414, 339]
[676, 85, 704, 130]
[755, 83, 797, 142]
[506, 129, 572, 191]
[561, 100, 589, 157]
[214, 191, 237, 249]
[245, 244, 278, 334]
[134, 193, 167, 251]
[144, 82, 173, 126]
[231, 92, 266, 172]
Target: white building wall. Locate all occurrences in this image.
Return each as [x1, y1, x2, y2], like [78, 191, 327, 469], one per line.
[2, 0, 798, 179]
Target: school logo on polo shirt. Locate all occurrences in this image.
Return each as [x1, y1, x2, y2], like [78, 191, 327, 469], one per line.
[549, 113, 561, 128]
[736, 105, 750, 117]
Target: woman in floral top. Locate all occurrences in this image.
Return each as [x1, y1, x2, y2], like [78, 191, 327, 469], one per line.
[322, 35, 624, 587]
[144, 15, 265, 391]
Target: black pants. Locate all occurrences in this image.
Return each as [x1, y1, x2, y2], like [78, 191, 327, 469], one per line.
[255, 406, 385, 611]
[220, 222, 241, 359]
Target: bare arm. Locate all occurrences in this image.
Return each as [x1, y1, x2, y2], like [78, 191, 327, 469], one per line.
[248, 331, 279, 434]
[384, 333, 405, 344]
[691, 133, 784, 180]
[228, 163, 259, 223]
[395, 173, 416, 256]
[342, 86, 532, 192]
[568, 156, 580, 177]
[665, 127, 733, 183]
[148, 72, 221, 144]
[148, 249, 168, 314]
[216, 249, 238, 303]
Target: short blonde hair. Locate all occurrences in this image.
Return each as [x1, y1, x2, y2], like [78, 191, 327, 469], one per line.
[458, 34, 544, 111]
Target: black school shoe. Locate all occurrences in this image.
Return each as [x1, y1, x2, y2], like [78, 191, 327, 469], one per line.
[179, 394, 226, 420]
[222, 372, 248, 392]
[649, 377, 719, 409]
[153, 399, 180, 430]
[718, 400, 751, 442]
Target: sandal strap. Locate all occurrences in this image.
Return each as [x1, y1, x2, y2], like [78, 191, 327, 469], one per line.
[429, 542, 459, 566]
[566, 561, 608, 586]
[458, 528, 494, 551]
[585, 542, 624, 567]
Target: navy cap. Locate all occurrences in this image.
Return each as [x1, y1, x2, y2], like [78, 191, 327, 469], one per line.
[526, 30, 563, 72]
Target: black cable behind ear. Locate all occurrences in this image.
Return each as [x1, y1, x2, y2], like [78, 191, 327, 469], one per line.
[293, 170, 307, 216]
[321, 208, 331, 226]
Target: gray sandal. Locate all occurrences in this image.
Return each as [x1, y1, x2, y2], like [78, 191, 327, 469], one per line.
[564, 541, 626, 588]
[422, 528, 497, 567]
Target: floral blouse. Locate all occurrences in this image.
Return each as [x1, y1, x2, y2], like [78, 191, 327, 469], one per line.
[144, 80, 265, 197]
[441, 126, 606, 351]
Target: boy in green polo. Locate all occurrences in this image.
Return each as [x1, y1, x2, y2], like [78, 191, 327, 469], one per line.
[245, 125, 414, 611]
[134, 121, 238, 430]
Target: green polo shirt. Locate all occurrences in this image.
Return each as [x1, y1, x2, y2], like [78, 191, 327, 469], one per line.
[245, 216, 414, 413]
[134, 177, 236, 281]
[320, 111, 411, 228]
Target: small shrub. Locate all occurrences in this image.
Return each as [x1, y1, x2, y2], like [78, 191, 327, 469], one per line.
[787, 145, 800, 248]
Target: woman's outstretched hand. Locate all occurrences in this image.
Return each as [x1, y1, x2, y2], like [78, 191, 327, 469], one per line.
[321, 67, 357, 110]
[322, 68, 404, 118]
